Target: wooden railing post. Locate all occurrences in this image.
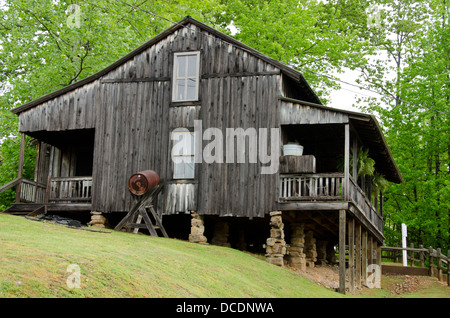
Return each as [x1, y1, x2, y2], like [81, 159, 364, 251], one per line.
[45, 176, 51, 203]
[429, 246, 434, 277]
[447, 250, 450, 287]
[393, 243, 398, 263]
[410, 243, 414, 266]
[437, 248, 442, 282]
[420, 244, 425, 267]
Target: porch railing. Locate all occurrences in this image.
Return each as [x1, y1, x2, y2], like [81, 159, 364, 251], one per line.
[0, 177, 47, 203]
[279, 173, 344, 200]
[348, 175, 383, 232]
[20, 179, 47, 203]
[279, 172, 383, 232]
[47, 176, 93, 203]
[1, 176, 93, 205]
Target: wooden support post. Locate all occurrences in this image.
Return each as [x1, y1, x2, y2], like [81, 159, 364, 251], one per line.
[348, 217, 355, 292]
[339, 209, 346, 294]
[376, 241, 382, 288]
[352, 138, 358, 180]
[366, 236, 381, 289]
[362, 228, 368, 286]
[15, 133, 26, 203]
[355, 221, 362, 289]
[367, 235, 373, 287]
[344, 124, 350, 201]
[410, 243, 414, 266]
[379, 192, 383, 216]
[17, 133, 25, 179]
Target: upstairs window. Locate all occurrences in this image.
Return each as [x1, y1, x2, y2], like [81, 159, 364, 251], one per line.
[172, 51, 200, 102]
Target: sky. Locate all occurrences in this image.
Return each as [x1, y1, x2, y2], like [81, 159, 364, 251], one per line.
[327, 69, 380, 113]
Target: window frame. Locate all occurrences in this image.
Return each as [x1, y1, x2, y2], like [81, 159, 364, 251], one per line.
[171, 129, 196, 180]
[172, 51, 201, 102]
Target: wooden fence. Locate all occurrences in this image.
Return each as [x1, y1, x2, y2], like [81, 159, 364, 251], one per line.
[381, 245, 449, 286]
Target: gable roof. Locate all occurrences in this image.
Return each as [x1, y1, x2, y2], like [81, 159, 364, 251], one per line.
[11, 16, 321, 115]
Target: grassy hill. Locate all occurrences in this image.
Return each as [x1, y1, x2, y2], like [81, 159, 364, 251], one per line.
[0, 213, 344, 298]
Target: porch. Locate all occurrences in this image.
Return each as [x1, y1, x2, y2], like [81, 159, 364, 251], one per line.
[1, 176, 92, 214]
[277, 118, 397, 242]
[278, 172, 383, 235]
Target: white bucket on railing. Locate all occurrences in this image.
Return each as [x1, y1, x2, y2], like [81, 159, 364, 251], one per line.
[282, 144, 304, 156]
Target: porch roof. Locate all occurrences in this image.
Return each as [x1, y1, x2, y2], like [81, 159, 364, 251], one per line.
[279, 96, 403, 184]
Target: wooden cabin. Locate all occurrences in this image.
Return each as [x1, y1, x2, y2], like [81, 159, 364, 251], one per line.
[4, 16, 402, 293]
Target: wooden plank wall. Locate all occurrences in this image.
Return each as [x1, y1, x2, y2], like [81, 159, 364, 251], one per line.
[19, 81, 99, 132]
[279, 99, 348, 125]
[18, 24, 282, 218]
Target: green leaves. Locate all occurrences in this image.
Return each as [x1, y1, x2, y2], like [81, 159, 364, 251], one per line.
[215, 0, 373, 101]
[356, 0, 449, 251]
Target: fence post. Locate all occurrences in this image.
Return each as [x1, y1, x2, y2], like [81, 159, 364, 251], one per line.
[428, 246, 434, 277]
[447, 250, 450, 287]
[419, 244, 424, 267]
[410, 243, 414, 266]
[437, 248, 442, 282]
[394, 243, 398, 263]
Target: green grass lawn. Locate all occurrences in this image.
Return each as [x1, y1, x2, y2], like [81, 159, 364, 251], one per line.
[0, 213, 344, 298]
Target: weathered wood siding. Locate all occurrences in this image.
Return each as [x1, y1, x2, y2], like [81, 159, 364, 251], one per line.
[18, 23, 282, 218]
[279, 99, 349, 125]
[19, 81, 99, 132]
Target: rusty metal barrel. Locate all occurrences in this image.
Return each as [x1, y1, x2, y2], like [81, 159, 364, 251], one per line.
[128, 170, 160, 196]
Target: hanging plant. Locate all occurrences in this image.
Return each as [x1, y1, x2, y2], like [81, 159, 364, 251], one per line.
[337, 147, 375, 177]
[355, 148, 375, 177]
[371, 172, 389, 196]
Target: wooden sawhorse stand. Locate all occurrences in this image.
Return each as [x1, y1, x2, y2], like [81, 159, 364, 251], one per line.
[114, 185, 168, 237]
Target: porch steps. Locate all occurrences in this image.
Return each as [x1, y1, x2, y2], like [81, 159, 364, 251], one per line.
[2, 203, 44, 215]
[2, 203, 92, 215]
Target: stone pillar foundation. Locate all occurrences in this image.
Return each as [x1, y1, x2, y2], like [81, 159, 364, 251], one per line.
[265, 211, 286, 266]
[189, 211, 207, 243]
[89, 211, 109, 228]
[287, 223, 306, 270]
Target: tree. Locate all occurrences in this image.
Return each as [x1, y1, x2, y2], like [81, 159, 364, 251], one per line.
[215, 0, 374, 101]
[355, 0, 450, 250]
